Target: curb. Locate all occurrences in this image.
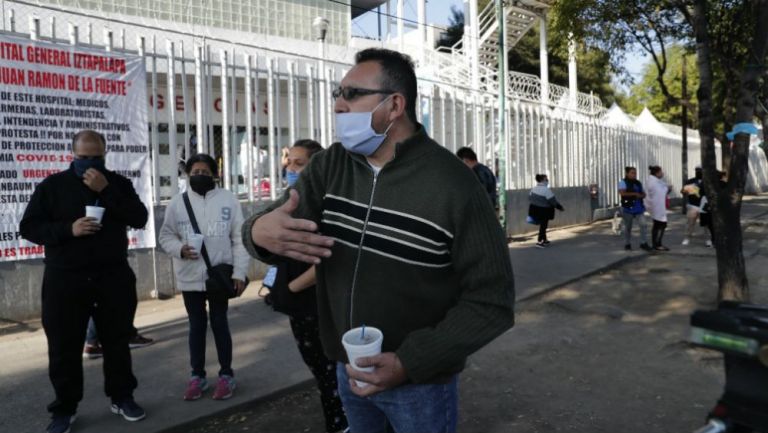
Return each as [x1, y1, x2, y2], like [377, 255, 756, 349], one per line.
[517, 254, 650, 303]
[518, 208, 768, 304]
[157, 378, 316, 433]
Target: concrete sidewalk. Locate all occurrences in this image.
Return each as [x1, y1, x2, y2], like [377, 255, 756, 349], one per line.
[2, 196, 767, 433]
[512, 194, 768, 301]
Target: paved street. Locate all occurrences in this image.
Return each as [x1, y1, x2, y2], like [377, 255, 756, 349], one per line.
[2, 197, 767, 433]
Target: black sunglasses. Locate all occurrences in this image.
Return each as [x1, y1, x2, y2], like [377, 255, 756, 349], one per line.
[332, 86, 395, 101]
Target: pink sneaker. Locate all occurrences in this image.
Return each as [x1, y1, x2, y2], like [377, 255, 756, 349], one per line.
[212, 375, 236, 400]
[183, 376, 208, 401]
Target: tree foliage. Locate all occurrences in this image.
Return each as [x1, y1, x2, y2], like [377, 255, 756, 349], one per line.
[551, 0, 768, 301]
[436, 7, 618, 106]
[623, 45, 699, 127]
[435, 6, 464, 51]
[507, 21, 618, 106]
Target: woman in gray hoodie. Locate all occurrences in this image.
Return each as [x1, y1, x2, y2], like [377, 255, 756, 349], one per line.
[159, 154, 249, 402]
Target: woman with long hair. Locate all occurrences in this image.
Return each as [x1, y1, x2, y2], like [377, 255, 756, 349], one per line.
[263, 139, 348, 433]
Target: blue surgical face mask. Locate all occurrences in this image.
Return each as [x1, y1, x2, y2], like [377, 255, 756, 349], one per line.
[335, 97, 394, 156]
[72, 158, 105, 178]
[285, 170, 300, 186]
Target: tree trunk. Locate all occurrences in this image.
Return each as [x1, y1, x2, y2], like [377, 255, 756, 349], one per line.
[759, 75, 768, 156]
[694, 0, 768, 302]
[690, 0, 748, 302]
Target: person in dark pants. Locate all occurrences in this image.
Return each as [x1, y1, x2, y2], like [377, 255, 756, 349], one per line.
[20, 130, 149, 433]
[83, 317, 154, 359]
[261, 139, 348, 433]
[528, 174, 564, 248]
[158, 153, 249, 401]
[456, 146, 498, 209]
[618, 167, 652, 251]
[644, 165, 671, 251]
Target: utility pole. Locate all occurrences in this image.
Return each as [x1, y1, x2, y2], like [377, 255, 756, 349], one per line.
[496, 0, 507, 230]
[682, 57, 689, 215]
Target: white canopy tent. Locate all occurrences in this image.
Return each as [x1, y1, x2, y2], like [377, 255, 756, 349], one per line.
[603, 103, 636, 128]
[635, 107, 677, 139]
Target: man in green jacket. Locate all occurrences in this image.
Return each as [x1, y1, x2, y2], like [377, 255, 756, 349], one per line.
[243, 48, 514, 433]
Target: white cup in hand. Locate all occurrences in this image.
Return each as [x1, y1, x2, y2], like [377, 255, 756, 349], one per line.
[85, 206, 105, 224]
[342, 327, 383, 388]
[186, 233, 204, 256]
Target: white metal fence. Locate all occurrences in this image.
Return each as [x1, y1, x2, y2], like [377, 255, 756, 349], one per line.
[2, 0, 704, 210]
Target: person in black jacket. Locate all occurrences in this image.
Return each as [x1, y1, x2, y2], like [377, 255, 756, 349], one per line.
[456, 146, 498, 209]
[20, 130, 149, 433]
[262, 139, 348, 433]
[528, 174, 564, 247]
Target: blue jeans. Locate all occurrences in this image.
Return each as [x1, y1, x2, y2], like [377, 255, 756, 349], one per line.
[86, 317, 98, 345]
[336, 363, 458, 433]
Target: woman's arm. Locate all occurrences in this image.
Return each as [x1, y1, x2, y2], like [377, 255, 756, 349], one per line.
[288, 266, 316, 293]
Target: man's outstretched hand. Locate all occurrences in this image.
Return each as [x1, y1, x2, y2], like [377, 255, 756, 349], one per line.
[250, 189, 334, 264]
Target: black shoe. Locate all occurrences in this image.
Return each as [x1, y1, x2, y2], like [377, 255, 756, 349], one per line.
[111, 398, 146, 422]
[47, 414, 76, 433]
[654, 246, 670, 252]
[535, 241, 546, 248]
[128, 334, 154, 349]
[543, 240, 551, 245]
[624, 244, 632, 251]
[640, 243, 652, 251]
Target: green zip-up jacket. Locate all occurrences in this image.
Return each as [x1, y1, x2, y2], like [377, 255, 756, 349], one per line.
[243, 127, 515, 384]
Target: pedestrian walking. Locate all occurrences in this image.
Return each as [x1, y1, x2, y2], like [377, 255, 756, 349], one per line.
[618, 167, 652, 251]
[243, 48, 514, 433]
[261, 139, 349, 433]
[528, 174, 564, 248]
[681, 166, 704, 246]
[20, 130, 149, 433]
[456, 146, 498, 209]
[158, 153, 249, 402]
[645, 165, 671, 251]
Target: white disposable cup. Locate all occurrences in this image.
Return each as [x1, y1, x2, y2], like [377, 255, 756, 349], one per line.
[85, 206, 105, 224]
[342, 326, 383, 388]
[186, 233, 204, 257]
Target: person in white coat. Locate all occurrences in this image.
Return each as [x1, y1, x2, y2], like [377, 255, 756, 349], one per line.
[644, 165, 671, 251]
[159, 153, 249, 401]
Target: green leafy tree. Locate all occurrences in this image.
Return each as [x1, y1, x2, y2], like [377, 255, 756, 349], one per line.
[624, 45, 699, 128]
[551, 0, 768, 301]
[437, 8, 618, 106]
[435, 6, 464, 50]
[508, 21, 618, 106]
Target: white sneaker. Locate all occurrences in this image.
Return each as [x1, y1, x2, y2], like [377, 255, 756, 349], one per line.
[682, 238, 690, 246]
[706, 240, 713, 248]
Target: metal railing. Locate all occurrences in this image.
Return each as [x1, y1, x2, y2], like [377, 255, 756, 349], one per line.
[1, 0, 709, 212]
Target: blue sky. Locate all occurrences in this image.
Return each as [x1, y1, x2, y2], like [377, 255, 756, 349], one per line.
[351, 0, 463, 40]
[352, 0, 648, 92]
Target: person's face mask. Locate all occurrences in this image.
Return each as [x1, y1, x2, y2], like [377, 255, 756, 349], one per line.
[72, 157, 105, 178]
[189, 174, 215, 195]
[286, 171, 300, 186]
[335, 96, 394, 156]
